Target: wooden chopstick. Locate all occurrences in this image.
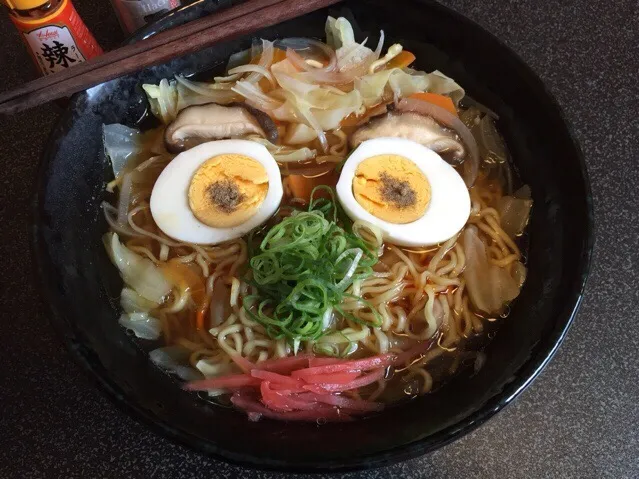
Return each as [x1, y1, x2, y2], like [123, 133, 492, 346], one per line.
[0, 0, 288, 105]
[0, 0, 342, 115]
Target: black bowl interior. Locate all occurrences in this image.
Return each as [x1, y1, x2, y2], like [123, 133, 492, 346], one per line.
[33, 0, 593, 472]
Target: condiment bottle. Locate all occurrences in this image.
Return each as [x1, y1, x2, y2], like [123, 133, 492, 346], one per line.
[2, 0, 103, 76]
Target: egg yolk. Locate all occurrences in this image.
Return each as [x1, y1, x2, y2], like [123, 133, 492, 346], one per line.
[188, 154, 269, 228]
[352, 154, 431, 224]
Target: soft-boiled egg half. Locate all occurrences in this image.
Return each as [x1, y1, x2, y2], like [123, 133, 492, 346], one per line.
[336, 137, 470, 247]
[150, 140, 283, 244]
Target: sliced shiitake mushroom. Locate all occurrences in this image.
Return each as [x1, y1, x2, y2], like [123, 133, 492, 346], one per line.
[350, 111, 466, 165]
[350, 98, 480, 186]
[164, 102, 278, 153]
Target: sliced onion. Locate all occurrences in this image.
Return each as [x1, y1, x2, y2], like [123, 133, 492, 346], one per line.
[279, 164, 334, 177]
[102, 202, 141, 237]
[175, 75, 235, 96]
[373, 30, 385, 59]
[228, 64, 275, 87]
[397, 97, 480, 187]
[231, 80, 283, 111]
[213, 72, 242, 83]
[273, 148, 316, 163]
[248, 39, 275, 84]
[280, 38, 337, 72]
[226, 47, 252, 71]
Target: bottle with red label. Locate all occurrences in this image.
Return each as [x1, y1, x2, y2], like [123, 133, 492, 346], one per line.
[2, 0, 102, 76]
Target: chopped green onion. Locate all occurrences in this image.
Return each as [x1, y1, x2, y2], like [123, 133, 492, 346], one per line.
[243, 187, 380, 344]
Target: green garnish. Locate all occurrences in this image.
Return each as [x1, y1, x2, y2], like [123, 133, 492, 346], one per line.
[243, 187, 381, 344]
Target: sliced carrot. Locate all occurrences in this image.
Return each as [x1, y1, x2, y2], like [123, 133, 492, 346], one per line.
[195, 307, 207, 331]
[287, 168, 338, 203]
[387, 50, 416, 69]
[409, 92, 458, 116]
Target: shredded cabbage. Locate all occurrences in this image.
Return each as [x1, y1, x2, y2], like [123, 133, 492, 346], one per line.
[143, 77, 238, 123]
[325, 17, 376, 72]
[150, 346, 202, 380]
[497, 192, 533, 238]
[462, 226, 520, 314]
[104, 232, 172, 304]
[119, 312, 162, 340]
[425, 70, 465, 105]
[325, 16, 354, 49]
[103, 124, 144, 177]
[142, 79, 178, 124]
[120, 287, 158, 313]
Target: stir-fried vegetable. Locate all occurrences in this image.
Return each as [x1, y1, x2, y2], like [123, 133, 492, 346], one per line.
[243, 188, 380, 344]
[104, 232, 172, 304]
[119, 312, 162, 340]
[103, 124, 145, 177]
[462, 226, 520, 314]
[409, 92, 458, 116]
[141, 15, 466, 156]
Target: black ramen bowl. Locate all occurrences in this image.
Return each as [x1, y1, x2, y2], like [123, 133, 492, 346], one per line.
[32, 0, 593, 472]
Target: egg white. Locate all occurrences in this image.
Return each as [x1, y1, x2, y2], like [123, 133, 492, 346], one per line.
[336, 137, 470, 247]
[150, 140, 283, 244]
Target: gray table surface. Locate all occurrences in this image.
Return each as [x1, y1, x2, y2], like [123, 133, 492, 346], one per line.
[1, 1, 637, 478]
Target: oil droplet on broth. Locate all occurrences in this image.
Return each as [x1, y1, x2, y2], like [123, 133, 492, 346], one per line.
[316, 417, 327, 425]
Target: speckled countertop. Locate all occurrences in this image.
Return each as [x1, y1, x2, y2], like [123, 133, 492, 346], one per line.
[1, 1, 637, 477]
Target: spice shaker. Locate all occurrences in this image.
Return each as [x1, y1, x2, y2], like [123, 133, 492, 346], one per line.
[2, 0, 102, 76]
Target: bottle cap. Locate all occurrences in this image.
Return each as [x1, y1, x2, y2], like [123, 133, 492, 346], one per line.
[3, 0, 50, 11]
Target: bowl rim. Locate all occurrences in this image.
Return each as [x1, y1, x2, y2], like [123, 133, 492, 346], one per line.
[31, 0, 594, 472]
